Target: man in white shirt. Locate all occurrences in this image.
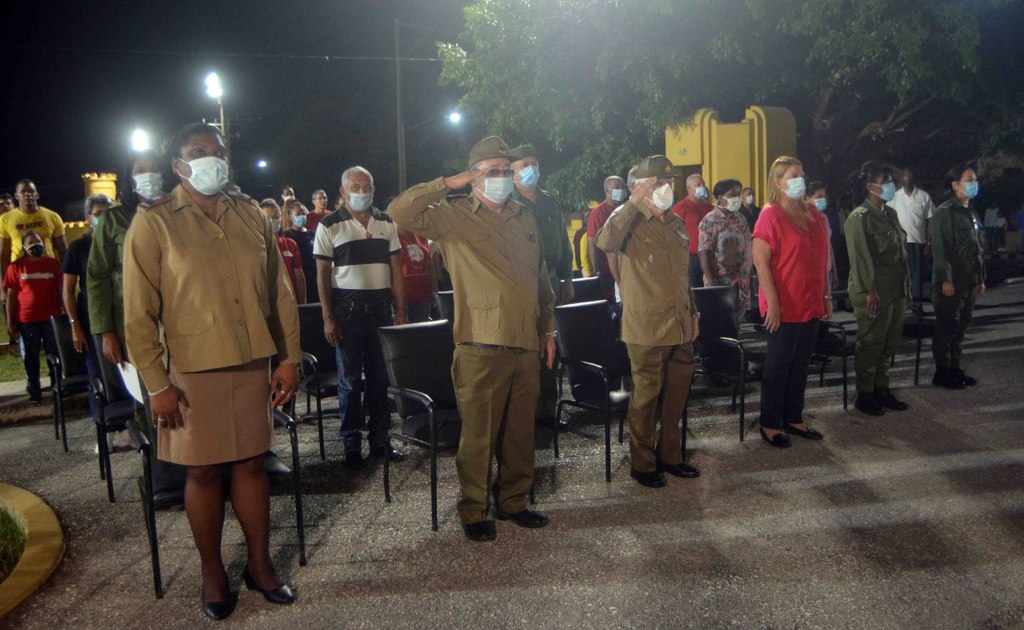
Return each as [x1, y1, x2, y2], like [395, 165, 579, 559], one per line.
[891, 168, 935, 300]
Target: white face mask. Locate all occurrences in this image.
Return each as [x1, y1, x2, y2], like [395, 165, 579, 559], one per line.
[133, 172, 164, 201]
[744, 194, 754, 205]
[651, 183, 674, 212]
[347, 192, 373, 212]
[182, 156, 229, 196]
[611, 189, 627, 203]
[725, 197, 742, 212]
[481, 177, 514, 204]
[271, 219, 282, 233]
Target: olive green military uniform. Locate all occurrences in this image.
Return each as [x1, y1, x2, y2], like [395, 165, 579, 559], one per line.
[844, 199, 911, 394]
[388, 138, 556, 524]
[595, 157, 698, 473]
[930, 197, 985, 370]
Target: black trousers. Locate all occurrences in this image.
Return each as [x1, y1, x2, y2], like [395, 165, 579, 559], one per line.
[932, 285, 978, 370]
[759, 320, 819, 430]
[332, 296, 394, 451]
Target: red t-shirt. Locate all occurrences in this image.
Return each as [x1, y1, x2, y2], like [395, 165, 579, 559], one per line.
[671, 197, 713, 254]
[276, 236, 302, 289]
[586, 201, 616, 276]
[752, 203, 830, 323]
[3, 256, 63, 323]
[305, 212, 328, 233]
[399, 231, 433, 304]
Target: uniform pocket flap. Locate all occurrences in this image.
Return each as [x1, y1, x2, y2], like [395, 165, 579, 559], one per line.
[171, 311, 216, 337]
[466, 293, 500, 309]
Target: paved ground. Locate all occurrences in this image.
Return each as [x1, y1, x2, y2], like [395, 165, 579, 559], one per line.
[2, 281, 1023, 629]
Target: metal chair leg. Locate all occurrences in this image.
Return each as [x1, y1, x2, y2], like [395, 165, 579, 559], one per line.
[290, 425, 306, 566]
[553, 401, 564, 458]
[842, 353, 849, 411]
[429, 441, 438, 532]
[604, 409, 612, 483]
[316, 397, 326, 460]
[96, 424, 106, 480]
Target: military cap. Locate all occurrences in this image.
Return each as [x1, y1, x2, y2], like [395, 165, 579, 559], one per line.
[634, 155, 680, 179]
[468, 136, 512, 168]
[510, 143, 538, 161]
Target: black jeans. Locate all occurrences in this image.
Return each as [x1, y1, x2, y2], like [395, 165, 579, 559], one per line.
[759, 320, 819, 430]
[332, 296, 394, 452]
[689, 253, 704, 288]
[17, 321, 56, 396]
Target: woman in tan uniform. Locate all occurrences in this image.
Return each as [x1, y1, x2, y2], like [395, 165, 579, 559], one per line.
[123, 123, 301, 620]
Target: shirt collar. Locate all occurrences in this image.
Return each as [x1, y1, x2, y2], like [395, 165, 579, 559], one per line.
[470, 192, 523, 221]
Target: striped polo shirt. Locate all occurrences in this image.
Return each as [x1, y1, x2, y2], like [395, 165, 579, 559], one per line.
[313, 207, 401, 302]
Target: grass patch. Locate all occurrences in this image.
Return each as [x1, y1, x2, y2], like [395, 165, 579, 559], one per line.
[0, 505, 27, 584]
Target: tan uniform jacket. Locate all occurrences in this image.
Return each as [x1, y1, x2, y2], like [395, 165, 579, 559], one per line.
[123, 185, 301, 393]
[388, 177, 555, 350]
[595, 200, 697, 346]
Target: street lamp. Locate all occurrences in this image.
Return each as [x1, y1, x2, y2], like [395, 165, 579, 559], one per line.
[205, 72, 228, 151]
[131, 129, 150, 152]
[257, 159, 268, 169]
[397, 110, 463, 191]
[448, 111, 462, 124]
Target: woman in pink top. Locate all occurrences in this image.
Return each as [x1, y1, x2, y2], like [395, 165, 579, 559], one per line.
[751, 156, 832, 447]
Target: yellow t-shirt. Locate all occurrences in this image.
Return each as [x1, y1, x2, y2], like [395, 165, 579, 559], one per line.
[0, 207, 66, 261]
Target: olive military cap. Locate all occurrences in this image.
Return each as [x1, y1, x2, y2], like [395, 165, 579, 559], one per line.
[634, 155, 680, 179]
[510, 143, 538, 160]
[468, 136, 512, 169]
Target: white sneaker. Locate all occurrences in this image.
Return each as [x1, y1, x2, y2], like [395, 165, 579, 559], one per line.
[110, 430, 134, 452]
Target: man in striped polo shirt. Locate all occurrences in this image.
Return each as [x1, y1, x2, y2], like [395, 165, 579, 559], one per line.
[314, 166, 407, 467]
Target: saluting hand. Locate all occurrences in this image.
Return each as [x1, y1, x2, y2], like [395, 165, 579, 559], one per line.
[630, 177, 657, 207]
[443, 171, 478, 191]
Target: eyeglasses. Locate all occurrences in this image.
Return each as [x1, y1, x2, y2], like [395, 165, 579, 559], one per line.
[475, 168, 514, 178]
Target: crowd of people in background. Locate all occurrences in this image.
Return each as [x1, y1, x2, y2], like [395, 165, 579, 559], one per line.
[0, 119, 1004, 618]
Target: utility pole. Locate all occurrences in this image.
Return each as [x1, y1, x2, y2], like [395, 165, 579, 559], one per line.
[395, 18, 406, 192]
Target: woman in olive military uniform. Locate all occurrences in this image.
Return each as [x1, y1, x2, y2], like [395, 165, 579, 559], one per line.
[845, 161, 911, 416]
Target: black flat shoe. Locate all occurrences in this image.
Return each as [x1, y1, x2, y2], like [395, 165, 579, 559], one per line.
[854, 393, 886, 416]
[656, 460, 701, 478]
[462, 519, 497, 541]
[629, 469, 666, 488]
[952, 369, 977, 386]
[370, 446, 407, 462]
[242, 567, 295, 605]
[874, 388, 908, 411]
[201, 587, 237, 620]
[759, 428, 791, 448]
[495, 509, 550, 528]
[783, 423, 824, 440]
[932, 368, 967, 390]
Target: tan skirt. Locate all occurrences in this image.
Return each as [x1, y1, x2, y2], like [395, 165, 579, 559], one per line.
[157, 358, 272, 466]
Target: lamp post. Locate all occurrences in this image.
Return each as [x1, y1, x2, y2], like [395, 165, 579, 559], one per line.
[397, 110, 463, 192]
[205, 72, 228, 151]
[131, 129, 151, 152]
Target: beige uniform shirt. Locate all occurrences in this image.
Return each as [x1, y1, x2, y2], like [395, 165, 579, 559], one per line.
[123, 185, 301, 393]
[388, 177, 555, 350]
[595, 200, 698, 346]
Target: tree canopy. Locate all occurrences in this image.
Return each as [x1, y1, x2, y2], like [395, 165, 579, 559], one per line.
[440, 0, 1022, 209]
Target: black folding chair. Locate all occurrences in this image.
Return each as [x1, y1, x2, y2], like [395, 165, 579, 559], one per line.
[811, 320, 855, 410]
[692, 286, 750, 440]
[297, 303, 340, 460]
[434, 291, 455, 322]
[89, 334, 136, 502]
[553, 300, 630, 482]
[46, 314, 91, 452]
[569, 277, 604, 303]
[377, 320, 461, 531]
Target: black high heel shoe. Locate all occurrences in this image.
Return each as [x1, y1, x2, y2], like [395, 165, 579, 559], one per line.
[242, 567, 296, 605]
[201, 586, 238, 620]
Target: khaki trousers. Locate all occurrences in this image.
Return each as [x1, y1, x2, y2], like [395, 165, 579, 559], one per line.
[452, 344, 539, 524]
[624, 343, 695, 473]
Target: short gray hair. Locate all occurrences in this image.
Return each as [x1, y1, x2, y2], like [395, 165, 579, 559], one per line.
[84, 193, 114, 216]
[686, 173, 703, 189]
[604, 176, 624, 192]
[341, 166, 374, 189]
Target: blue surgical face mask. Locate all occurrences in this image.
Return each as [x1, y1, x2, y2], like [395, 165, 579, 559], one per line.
[482, 177, 514, 204]
[694, 186, 709, 200]
[347, 192, 373, 212]
[517, 164, 540, 189]
[271, 219, 282, 234]
[292, 214, 307, 228]
[785, 177, 806, 200]
[813, 197, 828, 212]
[963, 181, 979, 199]
[183, 156, 229, 196]
[878, 182, 896, 202]
[90, 215, 101, 228]
[133, 172, 164, 202]
[611, 188, 627, 203]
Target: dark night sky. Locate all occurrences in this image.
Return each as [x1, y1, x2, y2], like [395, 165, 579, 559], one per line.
[0, 0, 472, 215]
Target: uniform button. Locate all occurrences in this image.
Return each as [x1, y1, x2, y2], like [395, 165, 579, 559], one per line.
[217, 234, 225, 239]
[228, 274, 235, 280]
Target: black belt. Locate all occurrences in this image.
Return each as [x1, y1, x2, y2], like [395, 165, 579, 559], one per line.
[337, 299, 391, 314]
[460, 342, 530, 354]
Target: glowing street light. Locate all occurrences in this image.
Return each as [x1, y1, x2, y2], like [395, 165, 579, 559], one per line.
[131, 129, 151, 152]
[448, 111, 463, 124]
[205, 71, 228, 150]
[257, 159, 268, 169]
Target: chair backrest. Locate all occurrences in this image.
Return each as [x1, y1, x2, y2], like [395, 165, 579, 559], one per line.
[91, 334, 127, 404]
[692, 286, 740, 349]
[570, 277, 603, 303]
[50, 314, 88, 377]
[554, 300, 620, 367]
[378, 321, 457, 417]
[434, 291, 455, 323]
[297, 303, 335, 368]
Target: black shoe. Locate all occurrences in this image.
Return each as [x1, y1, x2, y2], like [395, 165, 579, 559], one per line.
[462, 520, 497, 541]
[370, 446, 407, 462]
[629, 469, 666, 488]
[656, 460, 701, 478]
[759, 428, 791, 448]
[874, 388, 908, 411]
[952, 369, 977, 386]
[28, 392, 42, 403]
[242, 567, 295, 605]
[343, 450, 365, 469]
[494, 509, 549, 528]
[783, 423, 824, 440]
[932, 368, 967, 390]
[854, 393, 886, 416]
[201, 587, 238, 620]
